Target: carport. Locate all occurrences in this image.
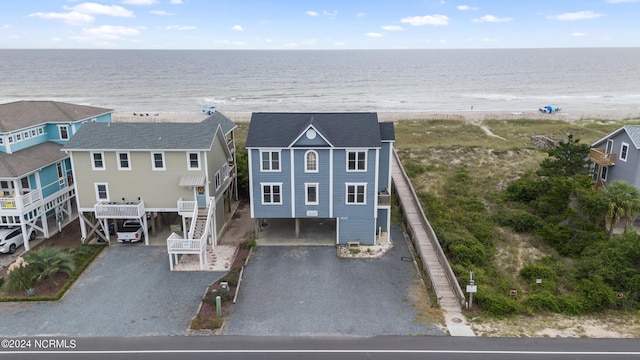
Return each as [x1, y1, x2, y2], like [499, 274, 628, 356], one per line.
[256, 218, 336, 246]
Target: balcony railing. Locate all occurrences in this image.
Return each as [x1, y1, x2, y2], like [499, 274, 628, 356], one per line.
[94, 201, 145, 219]
[227, 139, 235, 153]
[378, 189, 391, 206]
[589, 148, 616, 166]
[177, 197, 196, 216]
[0, 189, 42, 212]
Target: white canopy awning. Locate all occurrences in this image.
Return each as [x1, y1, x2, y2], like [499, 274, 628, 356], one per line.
[178, 174, 206, 187]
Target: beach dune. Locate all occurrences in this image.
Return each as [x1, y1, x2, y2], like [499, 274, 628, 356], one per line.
[113, 109, 640, 124]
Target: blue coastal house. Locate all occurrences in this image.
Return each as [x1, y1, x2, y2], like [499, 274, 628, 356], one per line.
[590, 125, 640, 188]
[245, 112, 395, 245]
[0, 101, 112, 251]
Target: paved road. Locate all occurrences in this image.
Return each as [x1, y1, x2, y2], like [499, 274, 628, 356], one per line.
[224, 224, 445, 336]
[1, 336, 640, 360]
[0, 246, 224, 336]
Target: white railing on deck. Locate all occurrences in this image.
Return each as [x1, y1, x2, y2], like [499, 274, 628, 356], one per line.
[187, 203, 198, 239]
[94, 201, 145, 219]
[0, 189, 42, 211]
[167, 196, 215, 254]
[177, 197, 196, 215]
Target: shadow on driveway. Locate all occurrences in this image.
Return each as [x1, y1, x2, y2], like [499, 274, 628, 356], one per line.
[224, 224, 445, 336]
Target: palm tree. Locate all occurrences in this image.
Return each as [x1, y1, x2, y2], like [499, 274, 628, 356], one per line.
[24, 247, 76, 285]
[602, 180, 640, 238]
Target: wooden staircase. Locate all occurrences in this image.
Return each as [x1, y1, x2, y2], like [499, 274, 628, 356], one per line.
[191, 207, 209, 239]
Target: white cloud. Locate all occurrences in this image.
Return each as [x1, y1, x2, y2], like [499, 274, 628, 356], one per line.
[2, 24, 11, 29]
[356, 13, 366, 18]
[165, 25, 196, 30]
[472, 14, 513, 23]
[366, 32, 383, 38]
[382, 25, 404, 31]
[572, 32, 587, 37]
[334, 41, 345, 46]
[151, 10, 173, 16]
[607, 0, 640, 3]
[170, 0, 184, 4]
[482, 37, 498, 42]
[457, 5, 478, 11]
[83, 25, 140, 39]
[547, 11, 604, 21]
[400, 14, 450, 26]
[70, 3, 134, 17]
[306, 11, 318, 16]
[121, 0, 157, 5]
[323, 10, 338, 17]
[232, 25, 244, 31]
[29, 11, 95, 25]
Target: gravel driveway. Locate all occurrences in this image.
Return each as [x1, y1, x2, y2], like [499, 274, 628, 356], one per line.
[0, 246, 224, 336]
[223, 224, 445, 336]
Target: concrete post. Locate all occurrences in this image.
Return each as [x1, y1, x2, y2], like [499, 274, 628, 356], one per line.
[216, 296, 222, 318]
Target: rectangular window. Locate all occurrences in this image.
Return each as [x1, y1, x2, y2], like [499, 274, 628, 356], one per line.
[20, 177, 30, 190]
[605, 139, 614, 153]
[24, 131, 29, 139]
[261, 183, 282, 204]
[0, 138, 3, 145]
[620, 142, 629, 162]
[59, 125, 69, 140]
[261, 151, 281, 171]
[57, 162, 64, 178]
[152, 152, 165, 170]
[16, 133, 21, 141]
[601, 166, 608, 181]
[215, 171, 221, 190]
[91, 152, 105, 170]
[305, 183, 318, 205]
[187, 152, 200, 170]
[31, 130, 36, 137]
[8, 136, 13, 143]
[95, 183, 109, 201]
[347, 151, 367, 171]
[38, 128, 43, 135]
[118, 152, 131, 170]
[346, 183, 366, 204]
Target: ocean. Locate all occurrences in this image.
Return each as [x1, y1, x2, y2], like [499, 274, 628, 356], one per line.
[1, 48, 639, 114]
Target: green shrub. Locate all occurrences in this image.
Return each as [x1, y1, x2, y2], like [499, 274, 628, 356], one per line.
[577, 276, 617, 312]
[475, 292, 519, 317]
[493, 209, 542, 233]
[25, 247, 76, 285]
[555, 295, 584, 315]
[503, 172, 544, 203]
[3, 257, 37, 293]
[520, 264, 557, 282]
[523, 292, 560, 313]
[404, 162, 426, 178]
[205, 289, 233, 304]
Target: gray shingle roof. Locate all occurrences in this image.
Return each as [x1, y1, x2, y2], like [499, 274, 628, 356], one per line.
[592, 125, 640, 149]
[0, 101, 113, 132]
[246, 112, 387, 148]
[63, 114, 235, 151]
[202, 111, 237, 135]
[379, 122, 395, 141]
[0, 142, 67, 178]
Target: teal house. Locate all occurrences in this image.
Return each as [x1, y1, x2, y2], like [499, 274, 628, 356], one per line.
[0, 101, 112, 250]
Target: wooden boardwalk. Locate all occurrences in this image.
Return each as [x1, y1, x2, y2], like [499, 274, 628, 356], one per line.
[391, 150, 475, 336]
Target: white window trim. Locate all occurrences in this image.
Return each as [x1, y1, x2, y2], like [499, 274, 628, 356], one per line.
[605, 139, 614, 153]
[187, 152, 201, 170]
[7, 135, 13, 144]
[260, 150, 282, 172]
[215, 170, 221, 190]
[91, 152, 105, 170]
[58, 125, 69, 140]
[346, 150, 367, 172]
[620, 142, 629, 162]
[305, 183, 319, 205]
[151, 152, 166, 171]
[16, 133, 21, 141]
[345, 182, 367, 205]
[24, 131, 29, 139]
[261, 182, 283, 205]
[94, 182, 110, 201]
[601, 166, 608, 181]
[0, 137, 3, 145]
[305, 150, 319, 173]
[117, 152, 131, 170]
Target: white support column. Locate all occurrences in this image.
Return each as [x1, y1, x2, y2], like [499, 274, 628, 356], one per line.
[169, 254, 174, 271]
[142, 213, 149, 246]
[21, 221, 30, 251]
[79, 213, 88, 243]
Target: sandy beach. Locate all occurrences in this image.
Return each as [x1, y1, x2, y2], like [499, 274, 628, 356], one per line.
[113, 109, 640, 125]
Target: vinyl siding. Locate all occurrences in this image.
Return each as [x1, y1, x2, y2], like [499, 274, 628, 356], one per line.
[292, 148, 331, 218]
[72, 150, 198, 210]
[603, 132, 640, 187]
[338, 214, 375, 245]
[250, 148, 292, 218]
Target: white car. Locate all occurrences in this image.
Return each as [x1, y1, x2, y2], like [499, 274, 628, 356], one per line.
[0, 227, 36, 254]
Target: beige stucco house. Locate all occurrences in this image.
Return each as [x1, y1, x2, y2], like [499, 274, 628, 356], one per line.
[62, 112, 237, 269]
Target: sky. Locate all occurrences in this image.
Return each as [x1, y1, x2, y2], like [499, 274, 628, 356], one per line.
[1, 0, 639, 49]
